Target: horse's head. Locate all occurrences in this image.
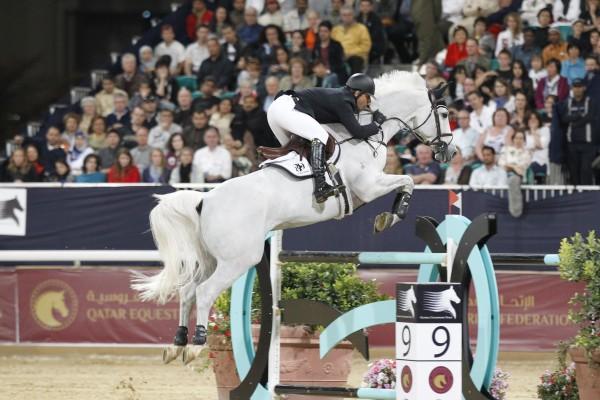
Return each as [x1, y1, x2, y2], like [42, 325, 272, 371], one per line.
[9, 197, 23, 212]
[373, 72, 456, 163]
[447, 286, 461, 305]
[52, 291, 69, 318]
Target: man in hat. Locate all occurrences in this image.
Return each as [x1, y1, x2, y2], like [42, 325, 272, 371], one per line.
[543, 27, 568, 64]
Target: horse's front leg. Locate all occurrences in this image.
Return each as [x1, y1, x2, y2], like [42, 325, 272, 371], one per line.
[351, 172, 414, 233]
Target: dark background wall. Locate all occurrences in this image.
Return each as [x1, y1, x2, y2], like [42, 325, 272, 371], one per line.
[0, 0, 176, 145]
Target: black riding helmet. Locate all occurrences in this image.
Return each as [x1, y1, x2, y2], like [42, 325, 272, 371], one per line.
[345, 73, 376, 96]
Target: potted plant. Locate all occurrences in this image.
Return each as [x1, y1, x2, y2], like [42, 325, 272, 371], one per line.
[208, 262, 387, 400]
[557, 231, 600, 399]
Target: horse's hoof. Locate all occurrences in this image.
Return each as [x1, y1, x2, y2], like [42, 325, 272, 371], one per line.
[192, 325, 207, 345]
[162, 345, 184, 364]
[374, 212, 395, 233]
[182, 345, 204, 365]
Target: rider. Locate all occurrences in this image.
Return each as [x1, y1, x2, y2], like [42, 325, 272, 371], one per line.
[267, 73, 387, 203]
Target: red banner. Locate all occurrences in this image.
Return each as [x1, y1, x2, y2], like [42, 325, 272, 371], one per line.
[0, 270, 17, 341]
[17, 268, 189, 343]
[359, 270, 583, 351]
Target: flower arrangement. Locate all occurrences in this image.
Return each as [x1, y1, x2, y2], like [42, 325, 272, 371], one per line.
[361, 359, 396, 390]
[537, 362, 579, 400]
[489, 368, 510, 400]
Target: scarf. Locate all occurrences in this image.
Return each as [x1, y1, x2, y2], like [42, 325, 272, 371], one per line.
[543, 75, 560, 99]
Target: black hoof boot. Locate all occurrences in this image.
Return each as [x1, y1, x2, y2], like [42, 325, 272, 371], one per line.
[393, 192, 412, 220]
[174, 326, 188, 346]
[192, 325, 207, 345]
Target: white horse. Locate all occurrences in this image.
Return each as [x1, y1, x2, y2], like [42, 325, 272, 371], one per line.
[423, 286, 461, 318]
[132, 71, 454, 363]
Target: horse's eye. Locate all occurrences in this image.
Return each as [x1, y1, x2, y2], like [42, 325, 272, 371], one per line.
[441, 113, 448, 119]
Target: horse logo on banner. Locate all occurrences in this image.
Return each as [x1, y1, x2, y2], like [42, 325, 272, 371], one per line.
[398, 286, 417, 317]
[0, 197, 23, 225]
[423, 287, 461, 318]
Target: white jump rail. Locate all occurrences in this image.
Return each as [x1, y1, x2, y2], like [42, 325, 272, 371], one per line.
[0, 250, 160, 262]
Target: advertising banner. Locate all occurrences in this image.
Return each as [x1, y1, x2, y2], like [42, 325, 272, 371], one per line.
[17, 268, 188, 343]
[0, 270, 17, 341]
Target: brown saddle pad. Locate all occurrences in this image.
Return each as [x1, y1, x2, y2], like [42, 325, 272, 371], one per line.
[258, 135, 336, 162]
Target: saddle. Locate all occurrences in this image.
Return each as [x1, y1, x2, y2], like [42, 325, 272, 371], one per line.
[258, 135, 337, 163]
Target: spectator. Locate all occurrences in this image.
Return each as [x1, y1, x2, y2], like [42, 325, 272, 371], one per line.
[510, 60, 535, 102]
[495, 49, 514, 80]
[411, 0, 445, 66]
[257, 24, 286, 68]
[511, 90, 531, 128]
[46, 159, 72, 183]
[88, 116, 108, 150]
[453, 109, 479, 163]
[444, 26, 469, 68]
[41, 127, 66, 175]
[309, 0, 331, 20]
[131, 127, 152, 171]
[535, 58, 570, 109]
[165, 132, 186, 169]
[169, 147, 204, 184]
[107, 149, 141, 183]
[237, 57, 262, 88]
[498, 129, 531, 216]
[115, 53, 146, 97]
[476, 108, 514, 159]
[186, 0, 214, 41]
[210, 98, 235, 138]
[304, 10, 320, 51]
[67, 132, 94, 176]
[450, 65, 468, 103]
[232, 94, 278, 149]
[238, 6, 263, 46]
[521, 0, 554, 27]
[95, 76, 127, 117]
[495, 12, 524, 56]
[543, 27, 569, 64]
[259, 0, 284, 27]
[184, 110, 210, 150]
[553, 0, 581, 23]
[289, 30, 312, 64]
[1, 148, 37, 182]
[261, 76, 280, 111]
[469, 146, 508, 186]
[424, 61, 446, 90]
[197, 38, 235, 90]
[357, 0, 386, 62]
[384, 0, 416, 63]
[142, 148, 170, 184]
[230, 0, 246, 29]
[210, 6, 231, 36]
[139, 45, 156, 74]
[313, 21, 347, 82]
[532, 8, 552, 48]
[529, 54, 548, 87]
[492, 78, 516, 112]
[142, 96, 159, 129]
[155, 24, 185, 75]
[79, 96, 98, 133]
[129, 80, 153, 110]
[332, 6, 372, 74]
[193, 127, 233, 182]
[455, 0, 498, 36]
[525, 111, 551, 182]
[383, 146, 403, 175]
[26, 144, 45, 181]
[561, 43, 586, 84]
[444, 148, 472, 184]
[552, 78, 600, 184]
[283, 0, 310, 32]
[175, 87, 194, 128]
[105, 93, 131, 129]
[568, 19, 589, 55]
[62, 112, 82, 150]
[511, 27, 541, 69]
[328, 0, 344, 25]
[312, 59, 340, 88]
[184, 24, 211, 76]
[221, 24, 244, 64]
[149, 109, 183, 151]
[584, 54, 600, 101]
[129, 106, 148, 136]
[74, 154, 106, 183]
[468, 90, 495, 133]
[267, 46, 291, 78]
[153, 58, 179, 107]
[457, 38, 491, 76]
[279, 57, 313, 90]
[98, 130, 122, 170]
[223, 134, 253, 176]
[405, 144, 442, 184]
[192, 76, 221, 113]
[473, 17, 496, 58]
[543, 94, 558, 123]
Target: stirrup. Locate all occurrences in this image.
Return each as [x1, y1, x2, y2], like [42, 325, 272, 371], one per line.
[314, 184, 336, 203]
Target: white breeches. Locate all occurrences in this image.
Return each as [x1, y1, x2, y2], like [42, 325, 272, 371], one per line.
[267, 95, 329, 146]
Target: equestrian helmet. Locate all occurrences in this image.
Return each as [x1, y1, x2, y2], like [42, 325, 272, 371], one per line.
[346, 73, 375, 96]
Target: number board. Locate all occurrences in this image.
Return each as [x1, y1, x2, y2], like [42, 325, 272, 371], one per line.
[396, 282, 463, 400]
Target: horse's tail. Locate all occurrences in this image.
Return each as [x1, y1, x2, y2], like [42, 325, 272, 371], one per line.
[132, 190, 207, 304]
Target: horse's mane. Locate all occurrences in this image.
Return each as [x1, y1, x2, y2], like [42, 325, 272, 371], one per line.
[374, 71, 427, 98]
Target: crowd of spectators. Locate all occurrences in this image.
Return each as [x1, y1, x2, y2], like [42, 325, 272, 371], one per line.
[1, 0, 600, 188]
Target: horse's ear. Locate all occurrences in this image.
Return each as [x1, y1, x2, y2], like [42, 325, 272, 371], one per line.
[432, 82, 449, 100]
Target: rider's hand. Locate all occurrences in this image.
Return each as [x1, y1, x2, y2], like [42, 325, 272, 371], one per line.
[372, 110, 387, 125]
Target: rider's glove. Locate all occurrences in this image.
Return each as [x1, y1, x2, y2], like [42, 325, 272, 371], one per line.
[372, 110, 387, 125]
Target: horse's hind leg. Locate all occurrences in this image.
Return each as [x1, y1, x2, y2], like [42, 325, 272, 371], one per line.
[163, 281, 196, 364]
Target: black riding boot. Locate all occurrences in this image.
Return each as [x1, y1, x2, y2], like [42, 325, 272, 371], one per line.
[310, 139, 336, 203]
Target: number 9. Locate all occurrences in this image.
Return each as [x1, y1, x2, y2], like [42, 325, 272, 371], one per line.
[402, 325, 411, 357]
[432, 326, 450, 358]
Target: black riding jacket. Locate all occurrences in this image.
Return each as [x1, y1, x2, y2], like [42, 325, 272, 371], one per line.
[281, 87, 380, 140]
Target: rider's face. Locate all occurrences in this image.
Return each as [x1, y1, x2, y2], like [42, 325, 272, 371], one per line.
[356, 93, 370, 111]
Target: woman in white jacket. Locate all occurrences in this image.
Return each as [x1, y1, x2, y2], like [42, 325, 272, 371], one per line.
[169, 147, 204, 184]
[495, 12, 524, 56]
[67, 132, 94, 176]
